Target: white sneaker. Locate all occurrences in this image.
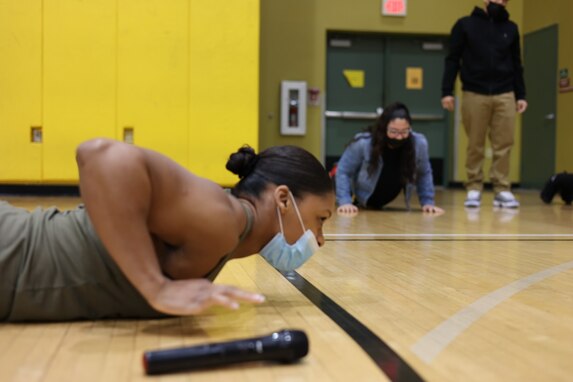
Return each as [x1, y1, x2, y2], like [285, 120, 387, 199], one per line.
[464, 190, 481, 208]
[494, 191, 520, 208]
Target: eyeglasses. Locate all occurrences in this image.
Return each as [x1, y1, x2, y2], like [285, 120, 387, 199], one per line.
[387, 128, 411, 137]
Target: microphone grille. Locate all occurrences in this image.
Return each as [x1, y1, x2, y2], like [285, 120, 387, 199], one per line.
[281, 330, 309, 359]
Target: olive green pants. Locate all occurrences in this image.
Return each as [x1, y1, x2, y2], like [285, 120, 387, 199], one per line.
[0, 201, 164, 322]
[0, 201, 27, 320]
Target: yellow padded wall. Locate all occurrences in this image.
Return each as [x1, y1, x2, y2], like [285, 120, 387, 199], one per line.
[1, 0, 259, 184]
[0, 0, 42, 182]
[188, 0, 259, 185]
[43, 0, 116, 182]
[118, 0, 189, 167]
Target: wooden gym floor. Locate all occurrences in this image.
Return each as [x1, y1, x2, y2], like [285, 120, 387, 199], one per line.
[1, 189, 572, 381]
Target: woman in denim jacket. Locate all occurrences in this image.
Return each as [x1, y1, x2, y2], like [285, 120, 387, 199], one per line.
[335, 102, 444, 214]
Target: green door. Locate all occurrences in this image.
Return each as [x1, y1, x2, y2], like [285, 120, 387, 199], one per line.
[326, 33, 449, 185]
[384, 37, 449, 184]
[325, 35, 384, 171]
[521, 25, 557, 188]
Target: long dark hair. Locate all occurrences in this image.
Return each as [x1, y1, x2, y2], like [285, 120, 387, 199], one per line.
[367, 102, 416, 185]
[226, 145, 334, 199]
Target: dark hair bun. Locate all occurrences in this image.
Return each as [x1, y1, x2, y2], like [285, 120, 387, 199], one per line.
[226, 145, 259, 178]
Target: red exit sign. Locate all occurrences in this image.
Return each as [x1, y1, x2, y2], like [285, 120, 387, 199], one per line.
[382, 0, 407, 16]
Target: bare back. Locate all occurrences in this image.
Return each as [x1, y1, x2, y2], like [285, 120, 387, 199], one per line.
[140, 148, 245, 278]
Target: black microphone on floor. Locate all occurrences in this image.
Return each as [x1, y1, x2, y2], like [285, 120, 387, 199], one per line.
[143, 329, 309, 375]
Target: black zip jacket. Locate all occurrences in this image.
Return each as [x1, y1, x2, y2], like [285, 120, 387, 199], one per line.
[441, 7, 526, 100]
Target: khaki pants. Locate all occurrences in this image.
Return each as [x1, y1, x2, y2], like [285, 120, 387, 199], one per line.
[462, 91, 516, 193]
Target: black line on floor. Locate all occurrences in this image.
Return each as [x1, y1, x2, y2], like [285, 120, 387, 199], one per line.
[281, 271, 424, 382]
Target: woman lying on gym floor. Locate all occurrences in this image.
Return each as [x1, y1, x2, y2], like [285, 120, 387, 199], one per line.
[0, 139, 335, 321]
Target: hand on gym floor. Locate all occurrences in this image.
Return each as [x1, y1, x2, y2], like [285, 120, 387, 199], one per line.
[149, 279, 266, 316]
[422, 205, 445, 215]
[337, 204, 359, 215]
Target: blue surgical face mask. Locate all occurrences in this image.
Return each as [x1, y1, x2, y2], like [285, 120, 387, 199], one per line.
[259, 192, 320, 271]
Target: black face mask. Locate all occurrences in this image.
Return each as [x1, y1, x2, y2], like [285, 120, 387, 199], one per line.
[386, 138, 407, 149]
[487, 3, 509, 22]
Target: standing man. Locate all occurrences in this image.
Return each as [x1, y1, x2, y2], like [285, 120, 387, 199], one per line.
[441, 0, 527, 208]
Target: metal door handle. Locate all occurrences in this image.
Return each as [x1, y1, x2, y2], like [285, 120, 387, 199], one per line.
[326, 110, 444, 122]
[545, 113, 555, 120]
[324, 110, 442, 121]
[410, 114, 444, 121]
[325, 111, 379, 120]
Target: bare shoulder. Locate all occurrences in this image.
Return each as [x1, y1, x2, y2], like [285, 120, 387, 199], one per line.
[141, 148, 239, 253]
[141, 147, 195, 189]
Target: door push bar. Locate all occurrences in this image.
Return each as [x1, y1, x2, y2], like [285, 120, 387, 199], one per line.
[325, 110, 443, 121]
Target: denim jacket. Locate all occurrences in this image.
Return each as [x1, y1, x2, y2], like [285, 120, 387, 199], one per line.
[335, 131, 436, 209]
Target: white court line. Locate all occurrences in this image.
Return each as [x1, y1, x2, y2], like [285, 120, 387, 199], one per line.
[411, 260, 573, 364]
[325, 233, 573, 238]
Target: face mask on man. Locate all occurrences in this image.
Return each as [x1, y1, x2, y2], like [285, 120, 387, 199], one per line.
[487, 2, 509, 22]
[259, 191, 319, 272]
